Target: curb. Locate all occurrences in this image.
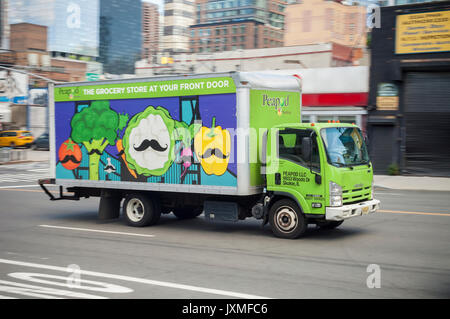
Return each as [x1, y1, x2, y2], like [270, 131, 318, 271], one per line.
[373, 185, 393, 190]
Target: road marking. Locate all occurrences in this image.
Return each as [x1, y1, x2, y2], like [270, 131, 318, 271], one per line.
[0, 279, 106, 299]
[39, 225, 155, 238]
[0, 259, 270, 299]
[8, 272, 133, 293]
[378, 209, 449, 217]
[0, 184, 40, 189]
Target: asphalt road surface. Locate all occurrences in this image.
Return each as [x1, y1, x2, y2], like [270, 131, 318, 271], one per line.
[0, 161, 449, 299]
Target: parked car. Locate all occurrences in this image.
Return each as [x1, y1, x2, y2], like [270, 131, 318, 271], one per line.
[0, 130, 34, 148]
[32, 132, 49, 150]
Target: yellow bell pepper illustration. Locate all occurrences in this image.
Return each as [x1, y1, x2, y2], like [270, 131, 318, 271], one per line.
[194, 117, 231, 176]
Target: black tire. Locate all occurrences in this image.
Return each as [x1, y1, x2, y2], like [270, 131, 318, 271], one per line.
[173, 207, 203, 219]
[122, 193, 160, 227]
[10, 142, 15, 148]
[318, 220, 344, 230]
[269, 199, 307, 239]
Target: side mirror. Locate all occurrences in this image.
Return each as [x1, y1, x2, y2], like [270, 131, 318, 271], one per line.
[302, 137, 312, 162]
[364, 134, 370, 149]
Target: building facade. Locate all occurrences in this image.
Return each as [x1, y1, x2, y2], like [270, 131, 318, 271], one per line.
[142, 2, 160, 63]
[99, 0, 142, 74]
[136, 42, 368, 74]
[368, 1, 450, 176]
[0, 23, 88, 83]
[284, 0, 367, 48]
[7, 0, 99, 59]
[162, 0, 195, 54]
[190, 0, 286, 53]
[0, 0, 7, 49]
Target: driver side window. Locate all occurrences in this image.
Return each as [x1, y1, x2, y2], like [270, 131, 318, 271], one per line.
[278, 129, 320, 172]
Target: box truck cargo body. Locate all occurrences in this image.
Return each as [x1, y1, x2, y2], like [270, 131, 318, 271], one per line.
[40, 72, 379, 239]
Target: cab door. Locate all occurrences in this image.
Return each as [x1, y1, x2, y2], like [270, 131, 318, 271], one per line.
[267, 128, 325, 215]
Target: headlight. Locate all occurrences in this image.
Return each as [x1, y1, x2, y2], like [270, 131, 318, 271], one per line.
[329, 181, 343, 207]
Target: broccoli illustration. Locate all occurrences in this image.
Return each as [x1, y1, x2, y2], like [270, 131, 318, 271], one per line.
[70, 100, 129, 180]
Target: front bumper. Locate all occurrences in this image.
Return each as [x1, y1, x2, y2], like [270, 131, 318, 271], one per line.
[326, 199, 380, 221]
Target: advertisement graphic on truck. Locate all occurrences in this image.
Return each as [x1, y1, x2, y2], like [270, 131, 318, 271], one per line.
[54, 77, 238, 188]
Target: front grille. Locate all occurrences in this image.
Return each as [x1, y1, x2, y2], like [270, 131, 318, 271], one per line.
[343, 186, 371, 205]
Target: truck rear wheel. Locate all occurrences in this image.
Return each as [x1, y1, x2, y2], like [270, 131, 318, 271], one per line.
[269, 199, 307, 239]
[123, 193, 160, 227]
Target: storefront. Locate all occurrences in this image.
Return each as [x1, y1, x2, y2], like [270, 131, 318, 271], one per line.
[368, 2, 450, 176]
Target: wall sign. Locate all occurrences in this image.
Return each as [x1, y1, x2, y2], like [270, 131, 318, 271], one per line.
[396, 10, 450, 54]
[377, 83, 399, 111]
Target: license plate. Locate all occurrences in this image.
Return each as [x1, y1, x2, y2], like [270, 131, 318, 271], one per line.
[362, 206, 370, 214]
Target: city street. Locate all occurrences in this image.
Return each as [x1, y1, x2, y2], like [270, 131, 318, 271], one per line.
[0, 160, 449, 299]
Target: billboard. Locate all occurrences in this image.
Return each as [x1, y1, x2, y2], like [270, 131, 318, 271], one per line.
[396, 10, 450, 54]
[8, 0, 99, 57]
[0, 71, 28, 104]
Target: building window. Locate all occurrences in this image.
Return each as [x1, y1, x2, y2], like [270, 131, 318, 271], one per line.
[325, 8, 334, 31]
[303, 10, 311, 32]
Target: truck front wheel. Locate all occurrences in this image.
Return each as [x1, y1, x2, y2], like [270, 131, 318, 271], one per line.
[123, 193, 160, 227]
[269, 199, 307, 239]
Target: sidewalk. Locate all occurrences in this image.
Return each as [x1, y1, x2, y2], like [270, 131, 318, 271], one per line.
[0, 149, 50, 165]
[374, 175, 450, 192]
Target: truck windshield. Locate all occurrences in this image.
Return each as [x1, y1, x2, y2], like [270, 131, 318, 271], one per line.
[320, 127, 369, 167]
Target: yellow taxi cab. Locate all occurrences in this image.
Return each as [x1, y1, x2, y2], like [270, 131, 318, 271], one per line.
[0, 130, 35, 148]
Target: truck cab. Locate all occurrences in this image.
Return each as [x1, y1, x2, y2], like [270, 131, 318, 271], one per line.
[264, 122, 380, 239]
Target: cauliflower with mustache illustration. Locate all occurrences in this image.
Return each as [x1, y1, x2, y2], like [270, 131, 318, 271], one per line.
[123, 106, 194, 177]
[123, 106, 175, 176]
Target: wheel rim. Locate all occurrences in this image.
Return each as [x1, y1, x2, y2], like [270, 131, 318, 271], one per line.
[126, 198, 145, 222]
[275, 206, 298, 233]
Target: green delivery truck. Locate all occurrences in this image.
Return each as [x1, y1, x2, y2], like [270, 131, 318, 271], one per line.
[39, 72, 380, 239]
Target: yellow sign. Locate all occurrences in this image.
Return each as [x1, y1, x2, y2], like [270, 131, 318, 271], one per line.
[396, 10, 450, 54]
[377, 96, 399, 111]
[160, 57, 174, 64]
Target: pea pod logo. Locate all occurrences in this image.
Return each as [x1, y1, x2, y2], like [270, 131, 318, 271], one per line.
[262, 94, 290, 116]
[58, 87, 80, 100]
